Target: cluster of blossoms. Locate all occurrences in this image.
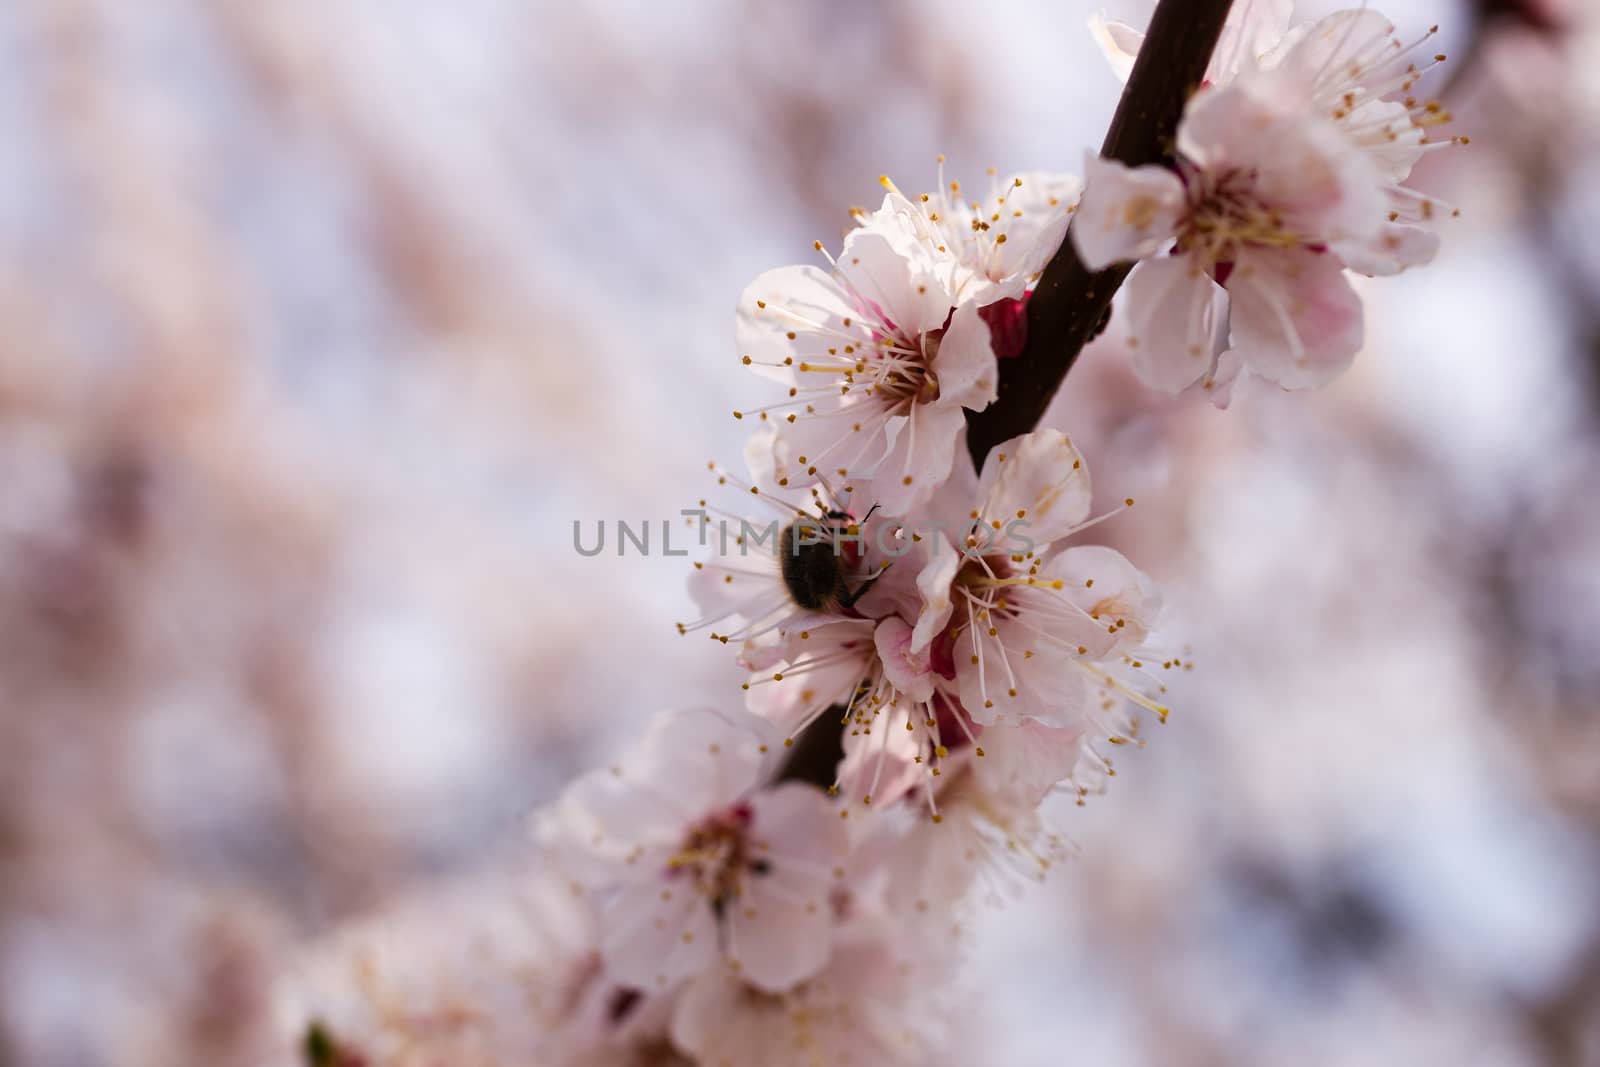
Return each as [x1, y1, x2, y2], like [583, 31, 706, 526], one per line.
[1081, 0, 1465, 401]
[296, 4, 1461, 1065]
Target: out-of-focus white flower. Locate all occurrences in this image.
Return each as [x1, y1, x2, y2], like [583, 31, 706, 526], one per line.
[737, 226, 995, 516]
[1252, 10, 1460, 275]
[668, 915, 949, 1067]
[1076, 6, 1463, 398]
[885, 737, 1078, 912]
[1089, 0, 1295, 86]
[537, 708, 849, 995]
[286, 869, 654, 1067]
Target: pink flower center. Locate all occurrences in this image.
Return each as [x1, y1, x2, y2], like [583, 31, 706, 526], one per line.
[859, 302, 950, 409]
[667, 803, 768, 905]
[1177, 165, 1300, 270]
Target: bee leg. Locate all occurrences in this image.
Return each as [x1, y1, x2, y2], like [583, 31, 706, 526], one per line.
[838, 566, 889, 610]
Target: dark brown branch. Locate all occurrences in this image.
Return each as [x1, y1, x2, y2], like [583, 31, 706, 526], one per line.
[779, 0, 1234, 789]
[963, 0, 1235, 468]
[773, 706, 845, 790]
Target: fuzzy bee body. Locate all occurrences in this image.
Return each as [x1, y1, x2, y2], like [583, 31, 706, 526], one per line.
[778, 507, 878, 614]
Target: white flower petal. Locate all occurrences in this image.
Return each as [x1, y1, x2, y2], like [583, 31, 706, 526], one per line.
[625, 708, 773, 812]
[1198, 346, 1246, 409]
[744, 625, 873, 736]
[1339, 222, 1440, 277]
[972, 717, 1090, 806]
[541, 708, 772, 874]
[686, 547, 781, 623]
[728, 784, 845, 991]
[767, 394, 885, 491]
[977, 171, 1083, 297]
[958, 631, 1089, 727]
[548, 772, 692, 860]
[1121, 255, 1225, 394]
[599, 879, 719, 990]
[837, 229, 953, 339]
[727, 882, 833, 993]
[672, 919, 934, 1066]
[974, 427, 1093, 547]
[930, 301, 997, 411]
[1208, 0, 1295, 81]
[1071, 154, 1185, 270]
[1226, 248, 1363, 389]
[1341, 98, 1428, 183]
[860, 399, 967, 515]
[1002, 561, 1125, 663]
[909, 532, 961, 653]
[873, 616, 936, 703]
[1047, 545, 1163, 649]
[670, 969, 751, 1060]
[736, 265, 858, 385]
[1087, 11, 1145, 82]
[886, 801, 987, 908]
[1262, 9, 1398, 96]
[1092, 0, 1293, 87]
[835, 704, 923, 809]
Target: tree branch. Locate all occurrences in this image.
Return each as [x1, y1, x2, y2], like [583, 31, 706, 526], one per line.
[779, 0, 1234, 788]
[963, 0, 1235, 468]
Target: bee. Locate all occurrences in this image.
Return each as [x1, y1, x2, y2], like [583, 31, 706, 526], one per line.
[302, 1021, 360, 1067]
[779, 504, 883, 613]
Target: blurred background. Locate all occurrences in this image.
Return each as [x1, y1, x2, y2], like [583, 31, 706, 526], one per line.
[1, 0, 1595, 1063]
